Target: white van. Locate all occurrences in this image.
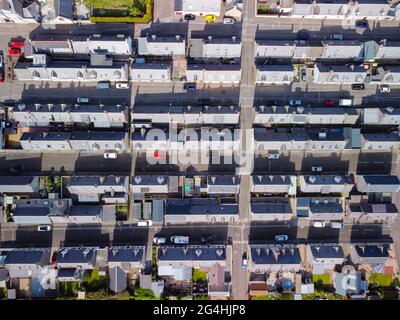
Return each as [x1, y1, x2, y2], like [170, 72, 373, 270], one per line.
[339, 99, 353, 106]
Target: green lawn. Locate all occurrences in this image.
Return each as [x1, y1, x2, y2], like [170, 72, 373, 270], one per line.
[368, 274, 393, 287]
[192, 268, 207, 283]
[252, 293, 294, 300]
[312, 274, 331, 286]
[302, 290, 348, 300]
[86, 0, 143, 10]
[193, 294, 209, 300]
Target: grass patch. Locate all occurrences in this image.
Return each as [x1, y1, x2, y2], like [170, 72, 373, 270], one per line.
[302, 290, 348, 300]
[193, 294, 209, 300]
[193, 268, 207, 283]
[312, 274, 331, 286]
[59, 281, 80, 297]
[88, 0, 152, 23]
[0, 288, 7, 300]
[130, 288, 160, 300]
[82, 267, 109, 292]
[368, 274, 393, 287]
[252, 293, 294, 300]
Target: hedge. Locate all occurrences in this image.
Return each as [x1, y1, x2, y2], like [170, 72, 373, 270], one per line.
[89, 0, 153, 23]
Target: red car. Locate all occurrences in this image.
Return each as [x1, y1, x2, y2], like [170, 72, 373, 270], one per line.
[8, 40, 24, 49]
[8, 48, 21, 56]
[324, 99, 334, 106]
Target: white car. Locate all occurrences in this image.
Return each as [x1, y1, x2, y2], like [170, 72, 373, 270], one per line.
[153, 237, 167, 244]
[312, 221, 326, 228]
[267, 153, 280, 160]
[289, 99, 302, 106]
[223, 17, 235, 24]
[275, 235, 289, 241]
[138, 220, 153, 227]
[103, 151, 117, 159]
[330, 222, 343, 229]
[116, 82, 130, 89]
[311, 166, 323, 172]
[379, 85, 391, 93]
[77, 97, 89, 103]
[38, 225, 51, 232]
[170, 236, 189, 244]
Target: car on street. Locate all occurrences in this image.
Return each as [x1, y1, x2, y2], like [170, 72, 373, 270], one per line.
[103, 151, 117, 159]
[223, 17, 235, 24]
[297, 32, 309, 40]
[184, 14, 195, 21]
[171, 236, 190, 244]
[204, 14, 216, 23]
[153, 237, 167, 244]
[96, 81, 110, 90]
[355, 20, 368, 29]
[351, 83, 365, 90]
[330, 222, 343, 229]
[77, 97, 89, 103]
[267, 153, 280, 160]
[311, 166, 323, 172]
[275, 235, 289, 241]
[8, 40, 24, 48]
[183, 82, 196, 92]
[242, 252, 248, 269]
[329, 34, 343, 40]
[312, 221, 326, 228]
[379, 85, 391, 93]
[200, 234, 217, 243]
[138, 220, 153, 227]
[324, 99, 334, 106]
[300, 66, 307, 81]
[8, 48, 21, 56]
[289, 99, 302, 106]
[38, 225, 52, 232]
[116, 82, 130, 89]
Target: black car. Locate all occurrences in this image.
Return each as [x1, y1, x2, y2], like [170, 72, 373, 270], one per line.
[184, 14, 196, 21]
[351, 83, 365, 90]
[183, 82, 196, 92]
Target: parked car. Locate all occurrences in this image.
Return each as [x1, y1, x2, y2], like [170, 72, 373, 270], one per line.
[103, 151, 117, 159]
[183, 82, 196, 92]
[311, 166, 323, 172]
[138, 220, 153, 227]
[312, 221, 326, 228]
[77, 97, 89, 103]
[275, 235, 289, 241]
[267, 153, 280, 160]
[8, 48, 21, 56]
[297, 32, 309, 40]
[96, 81, 110, 90]
[351, 83, 365, 90]
[242, 252, 248, 269]
[379, 85, 391, 93]
[200, 234, 217, 243]
[329, 34, 343, 40]
[289, 99, 302, 106]
[116, 82, 130, 89]
[38, 225, 52, 232]
[355, 20, 368, 29]
[184, 14, 195, 21]
[324, 99, 334, 106]
[8, 40, 24, 48]
[223, 17, 235, 24]
[330, 222, 343, 229]
[204, 14, 216, 23]
[339, 99, 353, 106]
[170, 236, 189, 244]
[153, 237, 167, 244]
[300, 67, 307, 81]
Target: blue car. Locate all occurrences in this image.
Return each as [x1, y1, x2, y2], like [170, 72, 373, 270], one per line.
[356, 20, 368, 29]
[183, 83, 196, 92]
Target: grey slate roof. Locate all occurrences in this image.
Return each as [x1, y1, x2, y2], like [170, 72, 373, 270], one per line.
[56, 247, 96, 264]
[0, 176, 36, 186]
[107, 246, 145, 262]
[250, 245, 301, 265]
[362, 175, 400, 185]
[4, 248, 50, 264]
[251, 202, 292, 214]
[310, 244, 344, 259]
[252, 175, 293, 185]
[354, 244, 389, 258]
[158, 245, 226, 261]
[109, 266, 127, 293]
[165, 198, 238, 215]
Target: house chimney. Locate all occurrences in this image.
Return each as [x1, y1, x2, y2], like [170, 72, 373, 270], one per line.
[208, 36, 212, 42]
[175, 35, 181, 41]
[151, 34, 156, 40]
[232, 36, 236, 42]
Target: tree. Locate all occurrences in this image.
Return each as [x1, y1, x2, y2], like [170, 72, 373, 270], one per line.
[131, 288, 158, 300]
